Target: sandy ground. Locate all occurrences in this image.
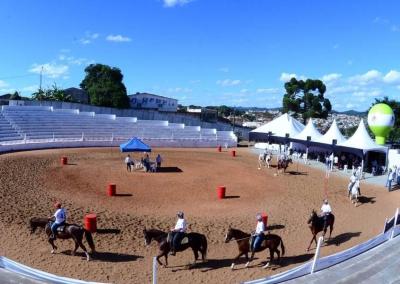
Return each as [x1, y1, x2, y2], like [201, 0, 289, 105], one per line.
[0, 147, 399, 284]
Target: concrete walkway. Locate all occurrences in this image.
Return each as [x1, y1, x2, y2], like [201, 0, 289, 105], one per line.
[0, 268, 47, 283]
[285, 236, 400, 283]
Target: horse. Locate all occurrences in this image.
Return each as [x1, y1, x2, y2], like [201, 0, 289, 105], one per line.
[306, 210, 335, 251]
[349, 180, 360, 207]
[277, 157, 293, 174]
[224, 227, 285, 270]
[143, 228, 207, 267]
[258, 153, 271, 169]
[29, 217, 95, 261]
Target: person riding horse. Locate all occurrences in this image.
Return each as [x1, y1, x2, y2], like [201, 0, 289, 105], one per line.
[48, 202, 66, 240]
[320, 199, 332, 231]
[169, 211, 187, 255]
[251, 213, 266, 252]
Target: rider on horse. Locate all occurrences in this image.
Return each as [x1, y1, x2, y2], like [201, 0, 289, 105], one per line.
[169, 211, 187, 256]
[251, 213, 266, 252]
[48, 202, 66, 240]
[320, 199, 332, 231]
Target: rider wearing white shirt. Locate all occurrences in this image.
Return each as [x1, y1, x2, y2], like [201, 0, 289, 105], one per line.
[321, 200, 332, 230]
[48, 202, 66, 239]
[125, 155, 133, 172]
[170, 211, 187, 255]
[252, 214, 266, 252]
[348, 173, 357, 197]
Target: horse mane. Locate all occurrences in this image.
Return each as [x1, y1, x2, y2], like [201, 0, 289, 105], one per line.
[230, 228, 251, 238]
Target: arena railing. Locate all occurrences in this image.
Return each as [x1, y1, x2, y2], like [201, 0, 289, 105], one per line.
[242, 207, 400, 284]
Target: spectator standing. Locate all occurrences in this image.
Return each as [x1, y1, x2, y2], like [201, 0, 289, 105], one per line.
[125, 154, 133, 172]
[386, 169, 394, 192]
[156, 154, 163, 169]
[397, 165, 400, 185]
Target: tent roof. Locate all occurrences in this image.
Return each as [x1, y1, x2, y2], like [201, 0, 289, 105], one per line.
[338, 119, 387, 153]
[316, 119, 347, 145]
[120, 137, 151, 152]
[294, 118, 323, 141]
[250, 113, 305, 138]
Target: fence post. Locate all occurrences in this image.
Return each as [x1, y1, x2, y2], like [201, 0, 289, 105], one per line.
[311, 236, 323, 274]
[383, 218, 388, 234]
[391, 208, 399, 239]
[24, 134, 27, 144]
[152, 256, 157, 284]
[53, 132, 55, 142]
[81, 132, 84, 142]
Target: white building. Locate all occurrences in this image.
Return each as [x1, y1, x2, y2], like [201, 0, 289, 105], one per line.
[129, 92, 178, 112]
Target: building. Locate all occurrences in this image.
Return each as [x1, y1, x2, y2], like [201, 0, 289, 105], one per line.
[64, 88, 89, 104]
[128, 92, 178, 112]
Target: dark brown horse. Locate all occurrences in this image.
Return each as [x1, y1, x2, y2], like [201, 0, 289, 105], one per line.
[143, 228, 207, 267]
[224, 227, 285, 270]
[29, 217, 95, 261]
[277, 157, 293, 174]
[307, 210, 335, 251]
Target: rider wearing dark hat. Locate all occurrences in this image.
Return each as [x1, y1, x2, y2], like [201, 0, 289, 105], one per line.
[48, 202, 66, 239]
[169, 211, 187, 255]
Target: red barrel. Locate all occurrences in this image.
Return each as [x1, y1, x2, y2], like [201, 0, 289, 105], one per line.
[262, 213, 268, 227]
[217, 186, 226, 199]
[231, 150, 236, 157]
[107, 183, 116, 196]
[217, 145, 222, 152]
[84, 214, 97, 233]
[61, 157, 68, 165]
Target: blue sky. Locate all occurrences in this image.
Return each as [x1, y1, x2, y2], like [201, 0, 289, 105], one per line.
[0, 0, 400, 111]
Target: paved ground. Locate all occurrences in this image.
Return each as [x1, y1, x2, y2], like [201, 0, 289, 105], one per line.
[0, 269, 47, 284]
[285, 235, 400, 283]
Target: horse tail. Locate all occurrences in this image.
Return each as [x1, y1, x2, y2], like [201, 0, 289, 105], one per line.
[84, 230, 96, 253]
[200, 234, 208, 260]
[280, 237, 285, 256]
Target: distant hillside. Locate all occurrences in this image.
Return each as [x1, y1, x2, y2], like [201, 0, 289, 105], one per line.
[332, 110, 367, 116]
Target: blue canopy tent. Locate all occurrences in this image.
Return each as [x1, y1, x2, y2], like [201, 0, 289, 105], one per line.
[119, 137, 151, 152]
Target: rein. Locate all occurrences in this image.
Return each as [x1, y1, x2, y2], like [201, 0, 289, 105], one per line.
[227, 236, 251, 242]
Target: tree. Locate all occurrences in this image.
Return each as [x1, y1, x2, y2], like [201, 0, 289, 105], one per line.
[371, 97, 400, 142]
[80, 64, 130, 108]
[9, 91, 21, 100]
[31, 84, 72, 102]
[282, 78, 332, 123]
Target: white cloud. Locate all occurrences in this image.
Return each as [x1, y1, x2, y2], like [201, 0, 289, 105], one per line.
[79, 32, 99, 45]
[29, 63, 69, 78]
[383, 70, 400, 84]
[0, 80, 9, 88]
[256, 88, 280, 94]
[321, 73, 342, 83]
[279, 72, 306, 82]
[163, 0, 193, 7]
[218, 67, 229, 73]
[167, 87, 192, 93]
[22, 85, 39, 93]
[349, 69, 382, 85]
[106, 34, 132, 42]
[240, 89, 248, 93]
[216, 79, 241, 87]
[346, 103, 355, 109]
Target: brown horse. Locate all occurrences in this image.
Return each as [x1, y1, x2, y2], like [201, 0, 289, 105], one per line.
[224, 227, 285, 270]
[277, 157, 293, 174]
[307, 210, 335, 251]
[143, 228, 207, 267]
[29, 217, 95, 261]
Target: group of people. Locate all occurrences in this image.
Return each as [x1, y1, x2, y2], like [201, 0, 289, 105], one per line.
[124, 153, 163, 172]
[386, 165, 400, 192]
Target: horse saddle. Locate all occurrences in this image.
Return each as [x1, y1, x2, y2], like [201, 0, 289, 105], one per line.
[167, 233, 189, 245]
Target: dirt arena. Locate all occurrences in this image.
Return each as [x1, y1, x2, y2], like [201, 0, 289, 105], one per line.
[0, 147, 399, 284]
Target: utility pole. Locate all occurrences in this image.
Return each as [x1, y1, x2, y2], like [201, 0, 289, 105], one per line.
[232, 106, 236, 133]
[39, 66, 43, 91]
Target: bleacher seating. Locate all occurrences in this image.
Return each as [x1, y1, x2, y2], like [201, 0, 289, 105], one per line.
[0, 106, 237, 147]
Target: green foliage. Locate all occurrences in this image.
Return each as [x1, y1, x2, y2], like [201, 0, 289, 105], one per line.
[372, 97, 400, 142]
[80, 64, 130, 108]
[9, 91, 21, 100]
[282, 78, 332, 123]
[32, 85, 72, 102]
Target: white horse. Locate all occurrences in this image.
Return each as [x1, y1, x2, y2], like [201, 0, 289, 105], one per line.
[258, 152, 271, 169]
[349, 180, 360, 207]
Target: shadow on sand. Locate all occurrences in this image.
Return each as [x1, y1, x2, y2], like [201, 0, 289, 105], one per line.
[61, 251, 142, 262]
[157, 167, 183, 173]
[357, 196, 376, 205]
[287, 171, 308, 176]
[96, 228, 121, 234]
[325, 232, 361, 247]
[115, 193, 133, 197]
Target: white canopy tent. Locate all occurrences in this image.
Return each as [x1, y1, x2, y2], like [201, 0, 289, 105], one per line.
[250, 113, 305, 138]
[294, 118, 323, 141]
[317, 119, 347, 145]
[338, 119, 387, 154]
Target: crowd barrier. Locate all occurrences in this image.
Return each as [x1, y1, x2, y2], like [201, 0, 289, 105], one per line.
[243, 208, 400, 284]
[0, 256, 105, 283]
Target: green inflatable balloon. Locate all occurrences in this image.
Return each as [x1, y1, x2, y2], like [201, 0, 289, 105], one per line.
[367, 103, 395, 145]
